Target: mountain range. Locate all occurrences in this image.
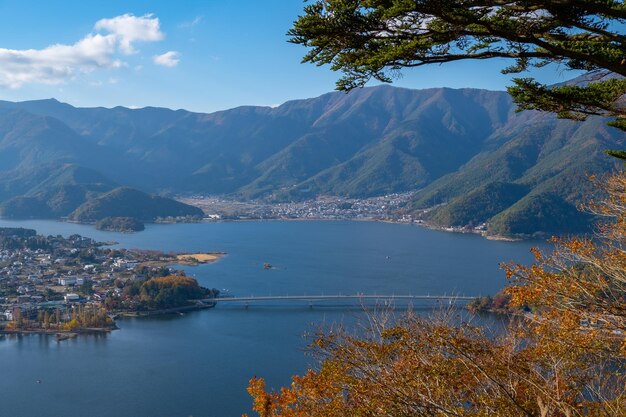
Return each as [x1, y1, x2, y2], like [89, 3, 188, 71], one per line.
[0, 82, 622, 235]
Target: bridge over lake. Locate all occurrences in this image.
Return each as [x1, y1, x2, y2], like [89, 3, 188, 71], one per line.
[200, 294, 476, 307]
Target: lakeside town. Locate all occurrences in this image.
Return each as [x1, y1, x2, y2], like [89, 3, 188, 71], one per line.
[0, 227, 221, 337]
[181, 192, 423, 223]
[179, 192, 493, 235]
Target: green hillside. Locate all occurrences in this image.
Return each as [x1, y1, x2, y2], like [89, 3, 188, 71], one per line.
[412, 113, 621, 236]
[489, 193, 593, 236]
[428, 182, 530, 227]
[69, 187, 204, 222]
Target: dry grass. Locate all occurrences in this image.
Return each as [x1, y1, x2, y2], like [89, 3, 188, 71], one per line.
[175, 253, 223, 263]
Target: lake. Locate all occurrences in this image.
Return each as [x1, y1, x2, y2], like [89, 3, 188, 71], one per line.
[0, 220, 545, 417]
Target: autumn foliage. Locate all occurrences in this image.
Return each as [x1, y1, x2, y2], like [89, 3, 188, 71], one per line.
[246, 172, 626, 417]
[139, 275, 207, 309]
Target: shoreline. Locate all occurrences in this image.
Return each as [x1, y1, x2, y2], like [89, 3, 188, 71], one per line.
[113, 301, 215, 318]
[1, 215, 546, 242]
[199, 217, 539, 242]
[0, 303, 217, 337]
[0, 326, 116, 337]
[174, 252, 225, 265]
[133, 251, 226, 269]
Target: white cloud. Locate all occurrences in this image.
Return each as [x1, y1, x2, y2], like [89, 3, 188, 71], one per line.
[153, 51, 180, 67]
[95, 13, 164, 55]
[0, 13, 165, 88]
[0, 34, 120, 88]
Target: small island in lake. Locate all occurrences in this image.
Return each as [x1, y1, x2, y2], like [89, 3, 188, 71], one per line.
[95, 217, 145, 232]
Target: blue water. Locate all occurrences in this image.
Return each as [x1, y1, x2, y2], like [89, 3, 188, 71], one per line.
[0, 220, 545, 417]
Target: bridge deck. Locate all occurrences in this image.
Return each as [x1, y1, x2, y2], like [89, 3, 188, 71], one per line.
[201, 294, 475, 303]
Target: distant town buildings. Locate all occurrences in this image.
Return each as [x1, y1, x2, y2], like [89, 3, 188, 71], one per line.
[183, 192, 422, 223]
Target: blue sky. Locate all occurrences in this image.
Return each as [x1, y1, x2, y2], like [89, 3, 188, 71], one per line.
[0, 0, 580, 113]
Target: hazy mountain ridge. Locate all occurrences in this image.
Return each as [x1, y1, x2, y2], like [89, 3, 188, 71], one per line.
[0, 82, 622, 235]
[0, 86, 517, 195]
[0, 164, 115, 218]
[0, 163, 200, 222]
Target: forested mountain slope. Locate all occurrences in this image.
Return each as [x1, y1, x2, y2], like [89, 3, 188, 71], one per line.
[0, 83, 621, 234]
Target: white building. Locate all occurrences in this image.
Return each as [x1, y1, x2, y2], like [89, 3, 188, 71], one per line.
[64, 293, 80, 303]
[59, 277, 77, 286]
[113, 259, 138, 269]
